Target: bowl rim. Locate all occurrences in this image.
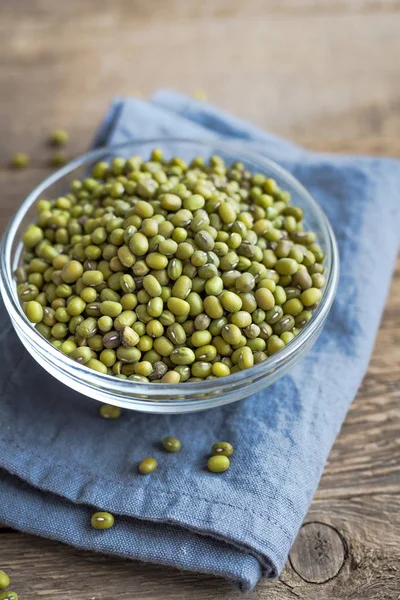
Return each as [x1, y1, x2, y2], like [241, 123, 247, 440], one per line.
[0, 137, 340, 403]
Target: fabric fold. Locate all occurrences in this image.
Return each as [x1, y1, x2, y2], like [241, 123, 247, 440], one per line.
[0, 90, 399, 592]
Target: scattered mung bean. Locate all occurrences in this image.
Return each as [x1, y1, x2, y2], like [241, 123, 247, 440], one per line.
[207, 455, 230, 473]
[0, 571, 10, 591]
[162, 437, 182, 452]
[138, 457, 158, 474]
[91, 511, 114, 530]
[211, 442, 233, 457]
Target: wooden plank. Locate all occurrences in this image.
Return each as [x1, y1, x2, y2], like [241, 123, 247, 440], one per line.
[1, 3, 400, 164]
[0, 169, 53, 233]
[2, 0, 400, 20]
[0, 1, 399, 599]
[0, 533, 258, 600]
[1, 494, 399, 599]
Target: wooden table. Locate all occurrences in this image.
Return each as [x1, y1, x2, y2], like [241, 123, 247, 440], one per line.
[1, 2, 399, 598]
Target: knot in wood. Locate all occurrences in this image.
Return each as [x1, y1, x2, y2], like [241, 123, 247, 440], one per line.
[289, 521, 347, 584]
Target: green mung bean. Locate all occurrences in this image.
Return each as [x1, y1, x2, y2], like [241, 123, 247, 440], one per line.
[211, 442, 233, 457]
[0, 571, 10, 591]
[138, 457, 158, 474]
[91, 511, 114, 529]
[207, 455, 230, 473]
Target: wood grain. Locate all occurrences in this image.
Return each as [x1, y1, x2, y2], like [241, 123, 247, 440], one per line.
[288, 522, 348, 584]
[1, 1, 400, 164]
[0, 1, 399, 599]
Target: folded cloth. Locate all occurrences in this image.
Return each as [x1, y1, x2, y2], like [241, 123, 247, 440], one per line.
[0, 91, 399, 592]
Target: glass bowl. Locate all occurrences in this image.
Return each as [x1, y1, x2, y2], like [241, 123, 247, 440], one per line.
[0, 139, 339, 414]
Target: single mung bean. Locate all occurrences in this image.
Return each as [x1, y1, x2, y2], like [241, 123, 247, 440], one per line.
[167, 323, 186, 345]
[254, 288, 275, 311]
[267, 335, 285, 355]
[170, 347, 195, 365]
[273, 315, 295, 335]
[99, 301, 122, 318]
[300, 287, 322, 307]
[103, 330, 122, 348]
[133, 361, 153, 376]
[282, 298, 304, 316]
[23, 224, 43, 248]
[275, 258, 298, 275]
[195, 344, 217, 361]
[311, 273, 326, 288]
[100, 349, 117, 367]
[244, 323, 260, 339]
[281, 331, 295, 344]
[91, 511, 114, 529]
[49, 128, 69, 146]
[162, 436, 182, 452]
[70, 346, 92, 364]
[146, 319, 164, 338]
[211, 442, 233, 457]
[129, 232, 149, 256]
[167, 297, 190, 316]
[67, 296, 86, 316]
[238, 346, 254, 370]
[161, 193, 182, 211]
[295, 310, 313, 327]
[80, 287, 97, 302]
[86, 358, 107, 373]
[273, 285, 287, 306]
[254, 351, 267, 363]
[11, 152, 30, 169]
[148, 360, 168, 379]
[172, 275, 192, 299]
[82, 270, 104, 287]
[220, 291, 242, 313]
[153, 336, 174, 357]
[194, 313, 211, 331]
[204, 276, 223, 296]
[0, 571, 10, 591]
[235, 272, 255, 292]
[100, 404, 121, 419]
[61, 260, 83, 283]
[191, 361, 212, 378]
[116, 346, 141, 363]
[147, 297, 164, 318]
[25, 300, 43, 323]
[120, 326, 140, 347]
[51, 322, 69, 338]
[265, 306, 283, 325]
[142, 273, 162, 298]
[207, 455, 230, 473]
[211, 362, 231, 377]
[292, 269, 312, 290]
[309, 263, 325, 275]
[186, 292, 204, 317]
[161, 368, 179, 383]
[138, 457, 158, 474]
[246, 337, 266, 352]
[221, 324, 242, 345]
[191, 330, 212, 347]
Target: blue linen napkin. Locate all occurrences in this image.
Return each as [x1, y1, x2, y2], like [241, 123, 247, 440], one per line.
[0, 90, 399, 592]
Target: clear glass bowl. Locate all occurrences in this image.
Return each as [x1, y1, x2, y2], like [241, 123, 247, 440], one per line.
[0, 139, 339, 413]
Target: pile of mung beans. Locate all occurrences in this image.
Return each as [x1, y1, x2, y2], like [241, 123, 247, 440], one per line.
[16, 150, 325, 383]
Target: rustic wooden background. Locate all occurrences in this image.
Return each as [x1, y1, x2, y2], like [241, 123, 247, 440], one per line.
[0, 1, 399, 598]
